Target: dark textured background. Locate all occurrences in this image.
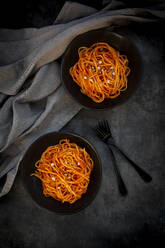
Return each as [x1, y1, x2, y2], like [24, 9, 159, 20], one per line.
[0, 1, 165, 248]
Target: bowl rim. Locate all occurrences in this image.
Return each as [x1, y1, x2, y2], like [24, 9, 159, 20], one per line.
[20, 131, 102, 214]
[61, 28, 143, 110]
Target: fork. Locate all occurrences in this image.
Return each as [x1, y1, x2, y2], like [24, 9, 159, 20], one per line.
[95, 120, 128, 196]
[95, 120, 152, 186]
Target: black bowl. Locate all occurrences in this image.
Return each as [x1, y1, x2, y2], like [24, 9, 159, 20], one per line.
[21, 132, 102, 214]
[61, 29, 142, 109]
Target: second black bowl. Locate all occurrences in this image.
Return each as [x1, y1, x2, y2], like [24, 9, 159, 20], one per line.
[61, 29, 142, 109]
[21, 132, 102, 214]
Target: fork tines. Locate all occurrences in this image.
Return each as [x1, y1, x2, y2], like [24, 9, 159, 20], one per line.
[95, 119, 112, 141]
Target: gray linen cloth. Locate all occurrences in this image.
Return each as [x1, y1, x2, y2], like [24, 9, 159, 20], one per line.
[0, 0, 165, 197]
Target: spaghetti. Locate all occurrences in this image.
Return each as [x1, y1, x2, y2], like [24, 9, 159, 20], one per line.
[32, 139, 94, 204]
[69, 42, 131, 103]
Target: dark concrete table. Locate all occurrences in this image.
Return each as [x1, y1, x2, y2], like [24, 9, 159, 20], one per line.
[0, 24, 165, 248]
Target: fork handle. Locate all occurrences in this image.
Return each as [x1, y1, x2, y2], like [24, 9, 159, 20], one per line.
[107, 139, 152, 183]
[108, 145, 128, 196]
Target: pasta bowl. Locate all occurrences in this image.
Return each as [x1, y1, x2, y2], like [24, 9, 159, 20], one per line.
[20, 132, 102, 214]
[61, 29, 142, 109]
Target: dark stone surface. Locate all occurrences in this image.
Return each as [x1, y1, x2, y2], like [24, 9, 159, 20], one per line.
[0, 2, 165, 248]
[0, 0, 163, 28]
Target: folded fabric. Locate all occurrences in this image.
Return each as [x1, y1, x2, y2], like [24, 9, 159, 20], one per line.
[0, 0, 165, 197]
